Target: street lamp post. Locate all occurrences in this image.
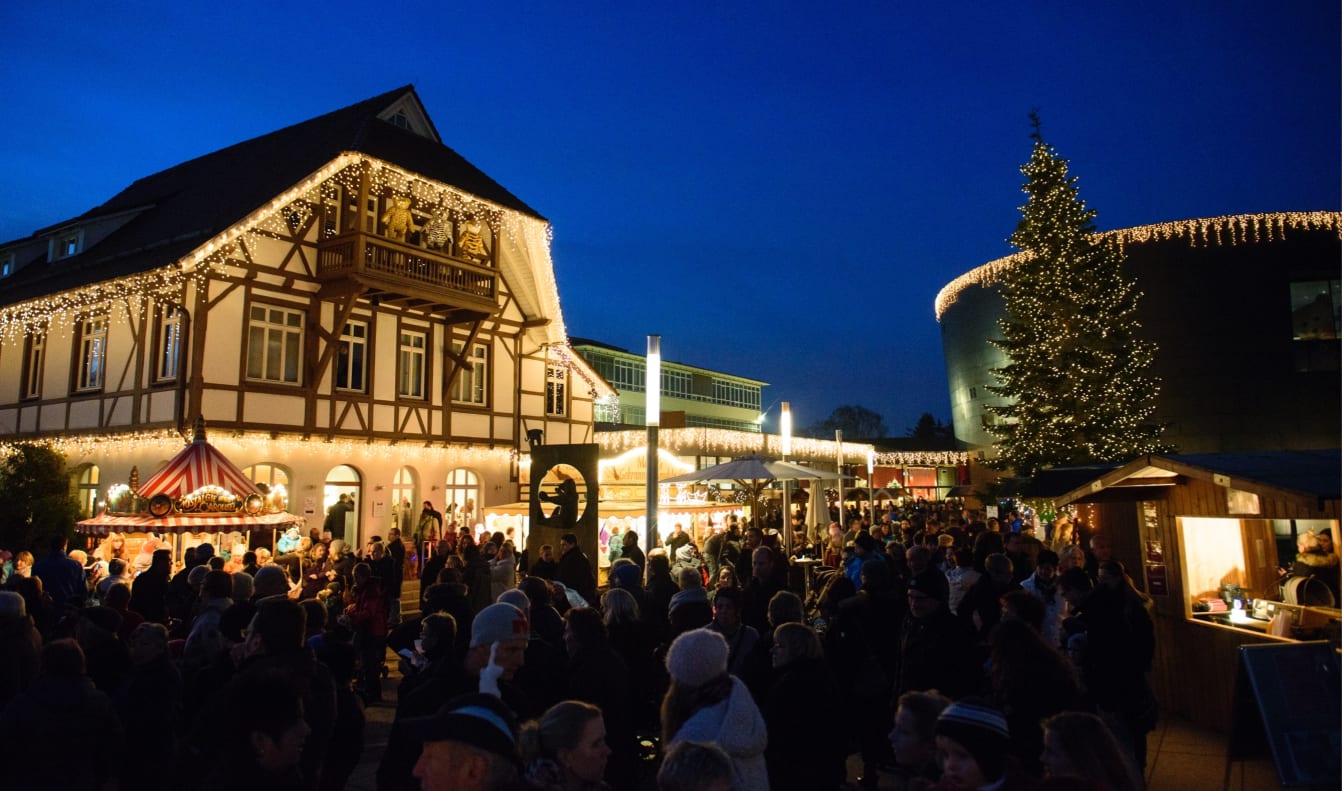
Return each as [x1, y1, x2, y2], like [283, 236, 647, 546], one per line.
[780, 402, 792, 551]
[645, 335, 660, 550]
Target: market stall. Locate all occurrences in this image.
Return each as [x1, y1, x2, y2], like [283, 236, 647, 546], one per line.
[1052, 451, 1341, 732]
[77, 418, 306, 563]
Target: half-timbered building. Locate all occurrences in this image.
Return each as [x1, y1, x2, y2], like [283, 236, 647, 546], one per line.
[0, 86, 612, 548]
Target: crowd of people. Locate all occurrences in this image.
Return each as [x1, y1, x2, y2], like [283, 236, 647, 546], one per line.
[0, 500, 1164, 790]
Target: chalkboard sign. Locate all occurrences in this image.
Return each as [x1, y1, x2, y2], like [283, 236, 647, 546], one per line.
[1226, 641, 1340, 788]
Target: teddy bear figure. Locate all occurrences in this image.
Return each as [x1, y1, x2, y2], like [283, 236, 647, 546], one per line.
[380, 196, 416, 241]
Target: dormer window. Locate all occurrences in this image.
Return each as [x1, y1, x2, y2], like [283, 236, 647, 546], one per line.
[0, 254, 12, 278]
[390, 111, 409, 129]
[50, 229, 84, 261]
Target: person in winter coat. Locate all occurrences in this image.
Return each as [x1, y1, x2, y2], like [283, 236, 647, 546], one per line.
[345, 561, 389, 704]
[761, 623, 844, 790]
[0, 591, 40, 710]
[0, 639, 125, 790]
[660, 628, 769, 790]
[490, 541, 518, 603]
[114, 622, 183, 791]
[895, 569, 978, 700]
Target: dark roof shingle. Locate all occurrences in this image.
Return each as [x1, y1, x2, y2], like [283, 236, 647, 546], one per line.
[0, 86, 543, 306]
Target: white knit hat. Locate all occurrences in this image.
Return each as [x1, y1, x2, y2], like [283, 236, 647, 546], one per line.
[665, 628, 729, 687]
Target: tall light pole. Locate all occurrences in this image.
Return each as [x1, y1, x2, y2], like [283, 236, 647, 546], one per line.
[645, 335, 660, 550]
[780, 402, 792, 551]
[835, 429, 845, 526]
[867, 448, 876, 522]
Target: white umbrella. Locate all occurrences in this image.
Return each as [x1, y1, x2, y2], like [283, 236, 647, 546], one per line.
[660, 455, 829, 528]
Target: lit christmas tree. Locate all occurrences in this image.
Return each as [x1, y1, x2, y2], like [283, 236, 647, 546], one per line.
[986, 115, 1170, 475]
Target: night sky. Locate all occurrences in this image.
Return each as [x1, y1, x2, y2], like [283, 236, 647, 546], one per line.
[2, 2, 1337, 435]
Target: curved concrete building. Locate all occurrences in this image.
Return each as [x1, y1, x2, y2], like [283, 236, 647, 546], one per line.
[937, 212, 1342, 455]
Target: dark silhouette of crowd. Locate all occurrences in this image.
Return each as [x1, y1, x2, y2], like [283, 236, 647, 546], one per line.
[0, 502, 1156, 791]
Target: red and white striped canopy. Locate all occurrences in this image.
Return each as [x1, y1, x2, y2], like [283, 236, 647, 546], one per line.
[76, 510, 306, 537]
[137, 421, 261, 499]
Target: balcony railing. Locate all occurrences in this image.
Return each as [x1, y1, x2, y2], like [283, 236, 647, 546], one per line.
[317, 232, 496, 306]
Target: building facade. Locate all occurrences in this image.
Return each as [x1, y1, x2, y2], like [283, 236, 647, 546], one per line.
[937, 212, 1342, 457]
[570, 337, 767, 432]
[0, 86, 612, 548]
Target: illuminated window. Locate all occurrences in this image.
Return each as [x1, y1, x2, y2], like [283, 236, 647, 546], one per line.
[21, 333, 44, 399]
[155, 307, 183, 382]
[76, 316, 108, 391]
[246, 305, 303, 384]
[443, 468, 480, 526]
[0, 254, 12, 278]
[1291, 280, 1341, 371]
[241, 463, 290, 512]
[399, 330, 426, 399]
[336, 321, 369, 392]
[51, 229, 83, 261]
[76, 465, 99, 518]
[451, 342, 488, 405]
[546, 365, 567, 416]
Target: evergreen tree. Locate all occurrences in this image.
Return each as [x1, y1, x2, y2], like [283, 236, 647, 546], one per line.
[986, 115, 1169, 475]
[0, 443, 81, 554]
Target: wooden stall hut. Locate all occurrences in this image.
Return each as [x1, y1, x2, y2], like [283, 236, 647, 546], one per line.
[1052, 451, 1341, 733]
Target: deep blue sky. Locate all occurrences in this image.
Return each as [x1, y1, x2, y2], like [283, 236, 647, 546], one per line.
[2, 2, 1337, 435]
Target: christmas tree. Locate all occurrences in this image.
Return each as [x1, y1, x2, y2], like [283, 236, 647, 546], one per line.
[986, 115, 1170, 475]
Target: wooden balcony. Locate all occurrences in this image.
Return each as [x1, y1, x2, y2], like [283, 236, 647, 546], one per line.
[316, 232, 498, 321]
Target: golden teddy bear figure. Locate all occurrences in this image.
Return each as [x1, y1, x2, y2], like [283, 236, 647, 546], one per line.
[380, 196, 417, 241]
[457, 219, 488, 261]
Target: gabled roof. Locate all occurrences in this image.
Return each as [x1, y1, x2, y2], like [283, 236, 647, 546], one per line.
[1054, 450, 1342, 507]
[0, 85, 545, 307]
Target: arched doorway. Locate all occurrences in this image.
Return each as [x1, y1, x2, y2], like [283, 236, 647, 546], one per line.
[324, 465, 362, 547]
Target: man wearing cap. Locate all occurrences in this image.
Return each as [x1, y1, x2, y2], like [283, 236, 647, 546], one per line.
[895, 567, 977, 700]
[409, 692, 525, 791]
[378, 602, 532, 790]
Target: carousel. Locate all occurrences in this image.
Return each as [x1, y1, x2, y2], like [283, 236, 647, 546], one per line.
[76, 418, 305, 562]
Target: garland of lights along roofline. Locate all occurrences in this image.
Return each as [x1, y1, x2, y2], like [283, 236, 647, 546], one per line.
[0, 153, 600, 462]
[0, 154, 562, 341]
[934, 211, 1342, 321]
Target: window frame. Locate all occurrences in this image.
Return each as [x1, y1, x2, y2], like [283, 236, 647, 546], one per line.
[398, 328, 427, 400]
[21, 332, 45, 399]
[335, 319, 370, 393]
[545, 364, 567, 416]
[451, 341, 489, 406]
[246, 304, 304, 385]
[153, 306, 184, 383]
[75, 315, 108, 392]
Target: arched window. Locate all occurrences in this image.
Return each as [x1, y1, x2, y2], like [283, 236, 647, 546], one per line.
[241, 463, 291, 512]
[444, 468, 480, 527]
[73, 464, 100, 518]
[324, 465, 362, 546]
[391, 466, 417, 536]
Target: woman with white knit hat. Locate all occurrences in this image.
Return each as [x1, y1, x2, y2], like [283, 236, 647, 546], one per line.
[660, 628, 769, 790]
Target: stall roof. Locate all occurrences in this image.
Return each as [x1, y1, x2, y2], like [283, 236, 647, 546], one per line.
[1054, 451, 1342, 507]
[76, 510, 305, 536]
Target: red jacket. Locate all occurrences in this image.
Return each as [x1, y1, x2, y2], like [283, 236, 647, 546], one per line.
[346, 578, 388, 637]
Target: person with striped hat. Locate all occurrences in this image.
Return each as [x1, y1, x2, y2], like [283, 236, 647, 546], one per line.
[933, 700, 1030, 790]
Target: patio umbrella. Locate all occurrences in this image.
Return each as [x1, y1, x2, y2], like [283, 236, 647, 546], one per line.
[660, 455, 830, 536]
[804, 479, 831, 542]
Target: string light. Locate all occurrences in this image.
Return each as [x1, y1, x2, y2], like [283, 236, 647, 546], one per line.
[934, 211, 1342, 320]
[0, 429, 513, 468]
[594, 427, 875, 462]
[0, 152, 571, 354]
